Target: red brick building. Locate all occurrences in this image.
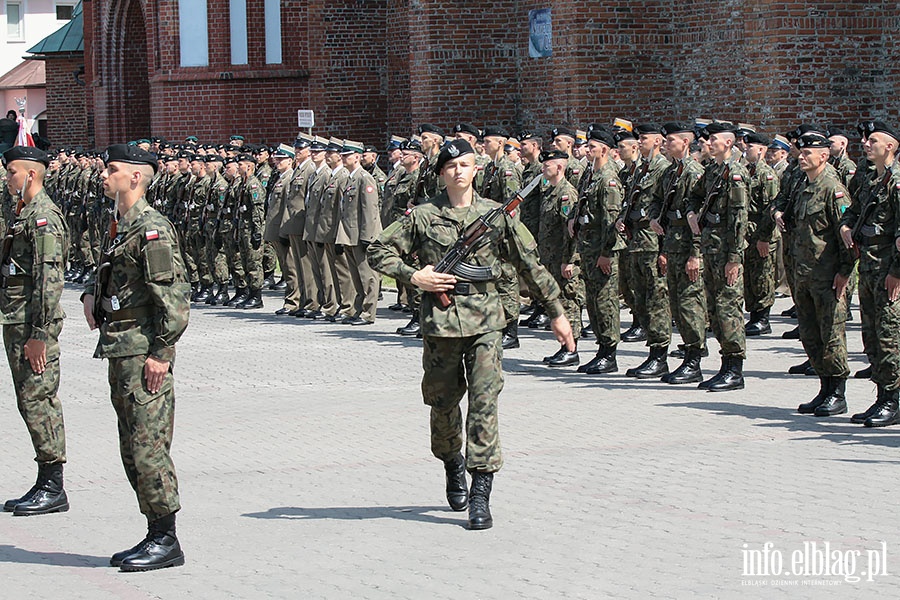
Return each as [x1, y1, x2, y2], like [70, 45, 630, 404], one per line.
[35, 1, 900, 148]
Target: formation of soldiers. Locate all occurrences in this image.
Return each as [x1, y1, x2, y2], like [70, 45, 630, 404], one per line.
[4, 115, 898, 427]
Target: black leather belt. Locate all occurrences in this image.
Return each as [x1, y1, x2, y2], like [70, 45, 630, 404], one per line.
[451, 281, 496, 296]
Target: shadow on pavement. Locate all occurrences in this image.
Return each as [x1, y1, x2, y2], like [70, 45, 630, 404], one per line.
[242, 505, 463, 527]
[0, 545, 108, 567]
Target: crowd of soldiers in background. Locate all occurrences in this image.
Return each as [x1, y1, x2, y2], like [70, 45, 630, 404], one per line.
[1, 117, 895, 419]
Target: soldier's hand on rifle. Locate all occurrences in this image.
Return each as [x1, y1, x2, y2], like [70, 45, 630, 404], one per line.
[561, 263, 575, 280]
[550, 315, 575, 352]
[657, 253, 668, 276]
[686, 256, 700, 283]
[774, 210, 786, 233]
[756, 241, 770, 258]
[725, 262, 741, 286]
[839, 225, 854, 250]
[615, 218, 625, 233]
[82, 294, 98, 330]
[23, 339, 46, 374]
[886, 274, 900, 303]
[596, 255, 612, 275]
[686, 211, 700, 236]
[650, 218, 664, 236]
[411, 265, 456, 292]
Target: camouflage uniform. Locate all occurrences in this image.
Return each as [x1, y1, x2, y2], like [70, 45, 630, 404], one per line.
[368, 191, 564, 472]
[220, 176, 246, 291]
[237, 174, 265, 292]
[575, 160, 625, 348]
[203, 171, 230, 288]
[743, 158, 780, 313]
[481, 155, 524, 325]
[519, 159, 543, 238]
[1, 189, 68, 465]
[539, 176, 583, 339]
[84, 196, 189, 519]
[689, 159, 749, 358]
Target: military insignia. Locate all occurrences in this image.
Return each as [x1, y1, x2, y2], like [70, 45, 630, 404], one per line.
[573, 169, 581, 175]
[250, 183, 258, 190]
[849, 170, 856, 175]
[835, 191, 844, 198]
[766, 174, 774, 180]
[475, 165, 484, 171]
[562, 195, 569, 201]
[36, 218, 48, 227]
[505, 170, 512, 177]
[145, 230, 160, 241]
[732, 174, 742, 181]
[366, 185, 374, 193]
[448, 145, 460, 157]
[608, 180, 617, 187]
[562, 205, 570, 216]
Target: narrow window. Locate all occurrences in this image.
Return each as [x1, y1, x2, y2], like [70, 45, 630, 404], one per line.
[178, 0, 209, 67]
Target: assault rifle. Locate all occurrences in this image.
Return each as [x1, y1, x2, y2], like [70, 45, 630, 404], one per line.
[656, 159, 685, 230]
[694, 163, 731, 233]
[0, 187, 26, 289]
[849, 165, 894, 257]
[432, 173, 543, 308]
[91, 193, 120, 326]
[619, 159, 651, 232]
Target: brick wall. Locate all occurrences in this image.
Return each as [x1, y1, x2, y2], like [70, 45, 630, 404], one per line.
[44, 56, 88, 145]
[51, 0, 900, 149]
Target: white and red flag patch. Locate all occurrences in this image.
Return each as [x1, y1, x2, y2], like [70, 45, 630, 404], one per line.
[35, 218, 48, 227]
[145, 230, 160, 241]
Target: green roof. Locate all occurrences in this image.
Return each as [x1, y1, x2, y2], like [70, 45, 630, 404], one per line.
[28, 1, 83, 55]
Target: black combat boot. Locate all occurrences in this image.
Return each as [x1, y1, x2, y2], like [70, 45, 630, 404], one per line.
[397, 311, 420, 336]
[527, 311, 550, 329]
[467, 472, 493, 531]
[782, 325, 800, 339]
[546, 344, 579, 367]
[699, 357, 728, 390]
[585, 346, 618, 374]
[443, 454, 468, 512]
[581, 322, 593, 339]
[543, 345, 566, 364]
[263, 271, 277, 289]
[578, 346, 606, 373]
[273, 278, 287, 290]
[781, 304, 797, 318]
[193, 285, 212, 303]
[12, 463, 69, 516]
[620, 321, 646, 343]
[851, 387, 884, 424]
[501, 320, 520, 349]
[787, 358, 812, 375]
[797, 377, 831, 414]
[118, 513, 185, 572]
[4, 465, 43, 512]
[707, 357, 744, 392]
[240, 289, 264, 309]
[225, 287, 248, 307]
[744, 308, 771, 336]
[865, 389, 900, 428]
[627, 346, 668, 379]
[75, 267, 92, 284]
[814, 378, 847, 417]
[663, 346, 703, 384]
[854, 365, 873, 379]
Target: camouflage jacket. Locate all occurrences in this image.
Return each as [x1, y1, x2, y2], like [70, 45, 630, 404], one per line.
[655, 156, 705, 257]
[218, 177, 242, 236]
[746, 159, 780, 244]
[389, 167, 418, 222]
[368, 190, 564, 338]
[565, 155, 584, 189]
[480, 155, 522, 204]
[84, 197, 190, 362]
[0, 189, 68, 337]
[622, 153, 669, 253]
[688, 159, 750, 263]
[416, 153, 445, 203]
[830, 153, 857, 189]
[380, 162, 405, 226]
[791, 172, 855, 282]
[840, 162, 900, 277]
[237, 175, 265, 236]
[203, 172, 229, 235]
[519, 160, 543, 237]
[539, 177, 579, 271]
[574, 160, 625, 259]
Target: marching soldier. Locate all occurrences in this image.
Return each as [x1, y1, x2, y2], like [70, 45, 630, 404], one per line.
[234, 154, 265, 309]
[267, 144, 295, 315]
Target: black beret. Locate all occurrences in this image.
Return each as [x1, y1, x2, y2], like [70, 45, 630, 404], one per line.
[614, 130, 637, 143]
[481, 126, 509, 139]
[826, 127, 848, 139]
[223, 156, 238, 166]
[635, 123, 663, 135]
[517, 130, 541, 142]
[789, 124, 825, 140]
[434, 139, 474, 172]
[857, 121, 872, 139]
[550, 126, 575, 139]
[743, 132, 771, 147]
[400, 139, 423, 154]
[453, 123, 481, 138]
[660, 122, 694, 137]
[417, 123, 445, 137]
[703, 122, 738, 136]
[539, 149, 569, 162]
[236, 153, 255, 163]
[795, 133, 832, 149]
[587, 129, 616, 148]
[363, 145, 379, 153]
[587, 123, 608, 135]
[175, 151, 192, 160]
[2, 146, 50, 167]
[867, 120, 900, 143]
[205, 154, 223, 163]
[103, 144, 158, 173]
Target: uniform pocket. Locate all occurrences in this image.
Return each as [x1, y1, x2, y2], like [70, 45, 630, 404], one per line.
[131, 374, 173, 405]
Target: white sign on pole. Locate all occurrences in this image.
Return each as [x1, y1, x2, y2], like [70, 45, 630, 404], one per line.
[297, 110, 315, 128]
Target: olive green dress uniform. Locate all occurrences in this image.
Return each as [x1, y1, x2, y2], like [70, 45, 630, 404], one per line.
[282, 157, 317, 312]
[743, 159, 780, 314]
[622, 153, 671, 349]
[575, 160, 624, 348]
[315, 165, 352, 318]
[84, 196, 189, 520]
[367, 191, 565, 472]
[1, 189, 69, 466]
[336, 166, 382, 322]
[539, 177, 584, 340]
[303, 163, 330, 314]
[791, 173, 854, 379]
[656, 156, 707, 352]
[237, 175, 265, 293]
[689, 159, 750, 359]
[264, 166, 294, 307]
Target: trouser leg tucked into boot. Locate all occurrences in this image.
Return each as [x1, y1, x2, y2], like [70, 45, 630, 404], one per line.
[814, 378, 847, 417]
[663, 346, 703, 384]
[706, 356, 744, 392]
[4, 465, 44, 512]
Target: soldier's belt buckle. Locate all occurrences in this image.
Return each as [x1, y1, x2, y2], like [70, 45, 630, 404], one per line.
[7, 263, 15, 276]
[110, 295, 120, 311]
[675, 210, 683, 219]
[453, 282, 471, 295]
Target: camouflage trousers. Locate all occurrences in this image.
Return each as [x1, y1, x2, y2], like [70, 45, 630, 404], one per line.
[619, 252, 634, 311]
[76, 224, 94, 267]
[553, 269, 585, 341]
[666, 252, 707, 350]
[107, 355, 180, 519]
[239, 230, 264, 290]
[421, 331, 503, 473]
[582, 252, 620, 348]
[178, 229, 198, 285]
[185, 229, 211, 287]
[702, 251, 746, 358]
[204, 226, 229, 285]
[498, 262, 520, 323]
[743, 241, 776, 313]
[628, 251, 671, 348]
[224, 230, 246, 288]
[795, 276, 849, 378]
[263, 241, 278, 275]
[858, 267, 900, 391]
[3, 320, 66, 464]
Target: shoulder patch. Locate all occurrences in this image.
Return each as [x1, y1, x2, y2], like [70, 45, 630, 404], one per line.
[849, 170, 856, 175]
[145, 230, 160, 241]
[505, 170, 513, 177]
[366, 185, 374, 193]
[572, 169, 581, 175]
[609, 180, 617, 186]
[561, 195, 569, 201]
[732, 174, 743, 181]
[835, 191, 844, 199]
[36, 217, 48, 227]
[766, 174, 774, 180]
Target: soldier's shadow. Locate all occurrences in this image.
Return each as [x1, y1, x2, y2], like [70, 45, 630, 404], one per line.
[242, 505, 463, 527]
[0, 544, 108, 568]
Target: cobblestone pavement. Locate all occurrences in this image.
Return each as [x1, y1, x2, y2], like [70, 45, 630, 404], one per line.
[0, 284, 897, 599]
